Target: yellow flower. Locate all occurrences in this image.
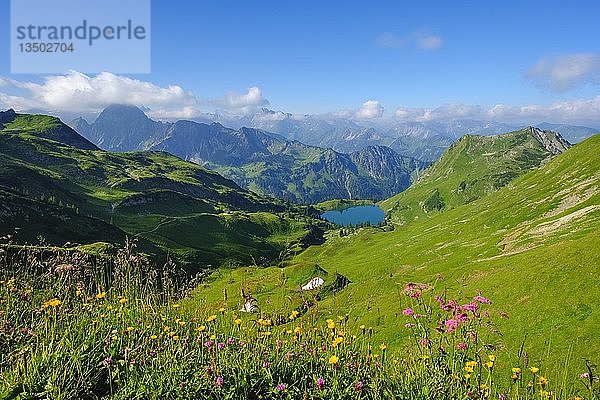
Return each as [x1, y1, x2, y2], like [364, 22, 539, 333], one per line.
[289, 310, 299, 320]
[210, 334, 216, 340]
[168, 331, 175, 337]
[219, 307, 226, 313]
[337, 315, 344, 321]
[294, 327, 301, 335]
[197, 325, 206, 332]
[486, 361, 494, 368]
[328, 355, 339, 365]
[512, 367, 522, 374]
[96, 292, 106, 299]
[380, 343, 387, 351]
[164, 326, 171, 332]
[42, 298, 61, 309]
[126, 326, 134, 332]
[359, 324, 366, 331]
[206, 315, 217, 322]
[172, 304, 180, 309]
[150, 335, 158, 340]
[464, 366, 474, 373]
[488, 354, 496, 362]
[466, 360, 478, 368]
[119, 298, 128, 304]
[538, 376, 549, 386]
[172, 335, 179, 341]
[327, 321, 335, 329]
[234, 318, 242, 325]
[529, 367, 539, 374]
[178, 321, 186, 326]
[464, 373, 471, 379]
[332, 337, 344, 347]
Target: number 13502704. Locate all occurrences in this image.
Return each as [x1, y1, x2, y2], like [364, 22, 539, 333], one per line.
[19, 42, 75, 52]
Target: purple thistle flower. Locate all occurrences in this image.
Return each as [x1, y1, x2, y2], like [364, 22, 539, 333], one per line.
[316, 377, 325, 390]
[354, 381, 364, 392]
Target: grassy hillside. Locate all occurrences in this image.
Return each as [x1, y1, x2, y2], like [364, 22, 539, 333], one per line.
[0, 112, 321, 269]
[380, 128, 564, 224]
[188, 133, 600, 377]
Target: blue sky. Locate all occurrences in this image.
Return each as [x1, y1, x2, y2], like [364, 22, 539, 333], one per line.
[1, 0, 600, 124]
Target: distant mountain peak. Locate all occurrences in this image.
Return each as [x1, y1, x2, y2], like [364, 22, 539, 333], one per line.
[528, 126, 572, 155]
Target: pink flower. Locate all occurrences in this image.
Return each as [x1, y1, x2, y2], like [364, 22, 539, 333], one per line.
[457, 313, 468, 322]
[499, 311, 509, 319]
[227, 337, 235, 345]
[215, 376, 224, 388]
[462, 302, 479, 312]
[402, 308, 414, 316]
[316, 377, 325, 390]
[418, 338, 431, 347]
[217, 342, 225, 350]
[444, 319, 460, 333]
[457, 342, 467, 350]
[473, 295, 491, 304]
[404, 323, 415, 328]
[354, 381, 364, 392]
[276, 383, 286, 392]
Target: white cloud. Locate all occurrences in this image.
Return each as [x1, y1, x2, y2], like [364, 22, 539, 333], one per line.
[416, 35, 442, 51]
[0, 71, 271, 119]
[376, 31, 442, 51]
[355, 100, 384, 119]
[527, 53, 600, 91]
[394, 99, 600, 126]
[214, 86, 270, 115]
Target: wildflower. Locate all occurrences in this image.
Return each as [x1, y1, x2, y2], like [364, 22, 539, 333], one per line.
[405, 323, 415, 328]
[328, 355, 339, 365]
[419, 338, 431, 347]
[42, 298, 61, 309]
[332, 337, 343, 347]
[96, 292, 107, 299]
[473, 295, 491, 304]
[119, 298, 128, 304]
[489, 355, 497, 361]
[359, 324, 366, 333]
[234, 318, 242, 326]
[326, 319, 335, 329]
[512, 367, 522, 374]
[126, 326, 134, 332]
[178, 320, 186, 326]
[276, 383, 286, 392]
[462, 302, 479, 312]
[101, 357, 112, 366]
[172, 304, 180, 309]
[486, 361, 494, 369]
[529, 367, 539, 374]
[379, 343, 387, 351]
[261, 331, 272, 337]
[206, 315, 217, 322]
[538, 376, 548, 386]
[197, 325, 206, 332]
[294, 327, 301, 335]
[289, 310, 299, 320]
[150, 335, 158, 340]
[402, 308, 414, 316]
[466, 360, 478, 368]
[219, 307, 225, 314]
[498, 394, 508, 400]
[580, 372, 590, 379]
[444, 319, 460, 333]
[354, 381, 364, 392]
[215, 376, 224, 388]
[217, 342, 225, 350]
[263, 361, 270, 368]
[164, 326, 170, 332]
[316, 377, 325, 390]
[204, 340, 214, 349]
[457, 342, 467, 350]
[172, 335, 179, 341]
[499, 310, 509, 319]
[227, 337, 235, 345]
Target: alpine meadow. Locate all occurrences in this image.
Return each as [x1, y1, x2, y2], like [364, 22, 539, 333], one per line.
[1, 1, 599, 399]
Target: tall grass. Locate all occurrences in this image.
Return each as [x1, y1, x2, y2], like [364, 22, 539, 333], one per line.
[0, 242, 597, 399]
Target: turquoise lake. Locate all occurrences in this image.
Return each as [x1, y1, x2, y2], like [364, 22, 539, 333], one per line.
[320, 205, 385, 227]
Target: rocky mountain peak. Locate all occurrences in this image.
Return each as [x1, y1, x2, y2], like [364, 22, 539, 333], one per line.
[528, 126, 572, 155]
[0, 109, 17, 125]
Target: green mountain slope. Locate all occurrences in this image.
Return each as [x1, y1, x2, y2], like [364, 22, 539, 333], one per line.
[0, 111, 321, 269]
[380, 127, 571, 224]
[189, 132, 599, 374]
[70, 105, 426, 203]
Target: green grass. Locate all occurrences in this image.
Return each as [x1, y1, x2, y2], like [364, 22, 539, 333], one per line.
[189, 133, 600, 378]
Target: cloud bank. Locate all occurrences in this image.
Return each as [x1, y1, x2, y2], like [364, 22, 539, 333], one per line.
[527, 53, 600, 91]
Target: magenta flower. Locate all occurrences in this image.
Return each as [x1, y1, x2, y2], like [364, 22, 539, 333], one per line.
[276, 383, 286, 392]
[498, 394, 507, 400]
[262, 361, 270, 368]
[217, 342, 225, 350]
[457, 313, 468, 322]
[204, 340, 213, 349]
[462, 301, 479, 312]
[473, 295, 491, 304]
[402, 308, 414, 316]
[101, 357, 112, 366]
[499, 311, 509, 319]
[316, 377, 325, 390]
[444, 319, 460, 333]
[404, 323, 415, 328]
[227, 337, 235, 345]
[215, 376, 224, 388]
[457, 342, 467, 350]
[354, 381, 364, 392]
[418, 338, 431, 347]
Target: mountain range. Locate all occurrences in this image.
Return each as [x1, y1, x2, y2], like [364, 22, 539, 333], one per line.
[70, 105, 426, 203]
